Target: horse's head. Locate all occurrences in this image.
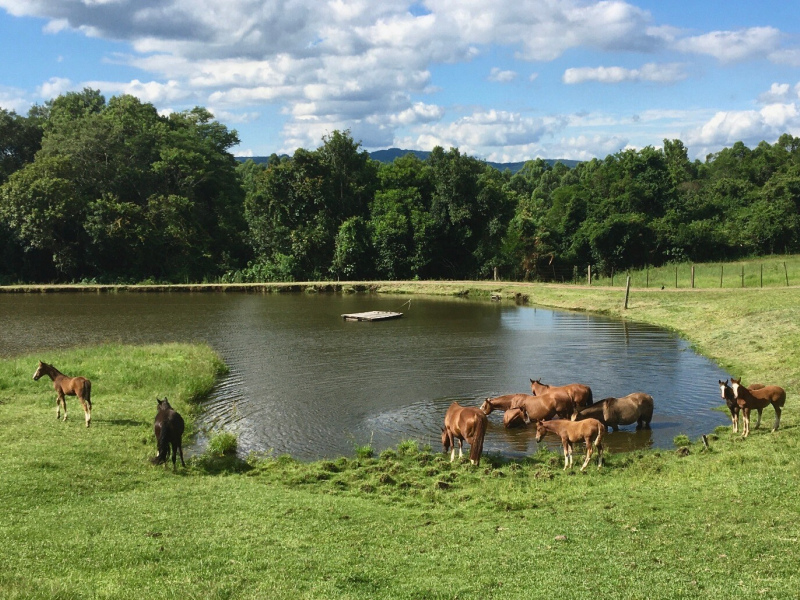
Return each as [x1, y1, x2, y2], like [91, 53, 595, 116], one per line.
[529, 378, 547, 395]
[32, 361, 45, 381]
[157, 397, 172, 411]
[719, 379, 731, 400]
[534, 420, 547, 442]
[479, 398, 493, 414]
[730, 377, 742, 399]
[440, 426, 451, 453]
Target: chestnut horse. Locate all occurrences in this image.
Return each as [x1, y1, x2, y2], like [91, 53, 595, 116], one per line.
[510, 391, 578, 422]
[152, 397, 185, 469]
[532, 418, 605, 471]
[441, 402, 488, 465]
[33, 361, 92, 427]
[574, 393, 653, 431]
[530, 378, 593, 408]
[480, 394, 529, 428]
[730, 377, 786, 437]
[719, 380, 764, 433]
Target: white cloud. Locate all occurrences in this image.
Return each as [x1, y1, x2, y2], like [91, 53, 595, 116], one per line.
[675, 27, 782, 63]
[488, 67, 516, 83]
[563, 63, 686, 84]
[84, 79, 193, 104]
[0, 86, 31, 113]
[37, 77, 74, 99]
[757, 83, 792, 104]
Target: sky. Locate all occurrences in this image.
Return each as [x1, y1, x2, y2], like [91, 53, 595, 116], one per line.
[1, 0, 799, 162]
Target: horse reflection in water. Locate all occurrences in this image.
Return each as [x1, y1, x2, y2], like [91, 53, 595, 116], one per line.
[441, 402, 488, 466]
[32, 361, 93, 427]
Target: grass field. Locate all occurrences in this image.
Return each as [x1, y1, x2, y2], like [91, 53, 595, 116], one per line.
[1, 283, 799, 599]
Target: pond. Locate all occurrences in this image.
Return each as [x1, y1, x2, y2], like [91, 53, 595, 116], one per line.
[0, 291, 731, 459]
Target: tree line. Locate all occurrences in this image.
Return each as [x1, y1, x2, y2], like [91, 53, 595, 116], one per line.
[2, 89, 800, 284]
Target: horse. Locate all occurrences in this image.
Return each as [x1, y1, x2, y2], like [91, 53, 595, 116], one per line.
[480, 394, 529, 428]
[730, 377, 786, 437]
[530, 378, 593, 408]
[32, 361, 92, 427]
[510, 391, 578, 422]
[152, 397, 185, 468]
[719, 380, 764, 433]
[574, 393, 654, 431]
[532, 417, 605, 471]
[441, 402, 488, 466]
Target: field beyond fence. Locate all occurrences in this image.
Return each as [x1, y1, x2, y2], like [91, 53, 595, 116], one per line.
[580, 255, 800, 289]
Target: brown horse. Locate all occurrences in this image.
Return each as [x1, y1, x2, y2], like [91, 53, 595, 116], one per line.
[441, 402, 488, 466]
[719, 380, 764, 433]
[510, 391, 577, 422]
[152, 397, 185, 469]
[574, 393, 654, 431]
[730, 377, 786, 437]
[480, 394, 529, 428]
[530, 378, 593, 408]
[533, 418, 605, 471]
[33, 361, 92, 427]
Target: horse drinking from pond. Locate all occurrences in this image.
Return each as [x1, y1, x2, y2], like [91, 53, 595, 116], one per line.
[32, 361, 92, 427]
[531, 417, 605, 471]
[510, 391, 578, 422]
[529, 378, 593, 409]
[441, 402, 488, 466]
[152, 397, 185, 468]
[574, 393, 654, 431]
[719, 380, 764, 433]
[479, 394, 530, 428]
[730, 378, 786, 437]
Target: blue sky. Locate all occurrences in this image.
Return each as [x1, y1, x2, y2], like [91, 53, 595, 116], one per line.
[1, 0, 799, 162]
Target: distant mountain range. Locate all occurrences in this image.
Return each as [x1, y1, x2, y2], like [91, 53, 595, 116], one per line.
[236, 148, 580, 173]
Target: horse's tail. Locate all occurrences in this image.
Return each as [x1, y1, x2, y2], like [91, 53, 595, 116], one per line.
[593, 423, 604, 448]
[470, 414, 488, 466]
[154, 421, 172, 464]
[84, 380, 92, 409]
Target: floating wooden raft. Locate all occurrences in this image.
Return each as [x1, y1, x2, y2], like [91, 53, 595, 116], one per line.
[341, 311, 403, 322]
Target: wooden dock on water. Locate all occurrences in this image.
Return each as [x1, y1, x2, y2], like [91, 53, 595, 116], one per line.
[341, 311, 403, 322]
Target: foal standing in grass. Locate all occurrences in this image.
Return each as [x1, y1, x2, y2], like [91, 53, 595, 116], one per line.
[32, 361, 93, 427]
[529, 415, 606, 471]
[730, 377, 786, 437]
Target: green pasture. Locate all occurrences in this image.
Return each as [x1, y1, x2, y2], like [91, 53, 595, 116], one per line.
[586, 254, 800, 290]
[1, 285, 799, 599]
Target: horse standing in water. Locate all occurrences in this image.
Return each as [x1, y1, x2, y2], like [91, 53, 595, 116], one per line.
[719, 380, 764, 433]
[730, 377, 786, 437]
[152, 398, 185, 469]
[529, 378, 593, 409]
[441, 402, 488, 466]
[510, 391, 578, 422]
[532, 417, 606, 471]
[480, 395, 530, 428]
[574, 393, 654, 431]
[32, 361, 92, 427]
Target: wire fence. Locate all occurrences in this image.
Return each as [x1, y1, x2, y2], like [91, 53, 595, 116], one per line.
[584, 258, 800, 289]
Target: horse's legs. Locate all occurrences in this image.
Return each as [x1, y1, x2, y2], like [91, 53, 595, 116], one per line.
[597, 442, 604, 468]
[78, 395, 91, 428]
[581, 437, 593, 471]
[57, 392, 67, 421]
[730, 408, 738, 433]
[772, 406, 782, 432]
[178, 443, 185, 468]
[754, 408, 763, 430]
[742, 408, 750, 438]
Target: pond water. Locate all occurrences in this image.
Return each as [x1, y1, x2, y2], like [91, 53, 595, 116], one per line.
[0, 292, 731, 459]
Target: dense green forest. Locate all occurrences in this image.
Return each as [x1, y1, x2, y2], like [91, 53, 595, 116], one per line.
[2, 89, 800, 284]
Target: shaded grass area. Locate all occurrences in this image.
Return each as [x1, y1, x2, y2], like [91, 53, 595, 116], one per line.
[1, 287, 800, 598]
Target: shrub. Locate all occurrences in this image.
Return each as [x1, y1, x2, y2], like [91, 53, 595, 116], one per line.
[208, 430, 238, 456]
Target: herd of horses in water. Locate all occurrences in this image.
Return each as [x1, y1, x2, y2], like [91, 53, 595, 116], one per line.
[31, 360, 786, 472]
[442, 376, 787, 471]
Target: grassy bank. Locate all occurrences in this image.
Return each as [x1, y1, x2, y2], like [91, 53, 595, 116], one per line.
[1, 286, 799, 599]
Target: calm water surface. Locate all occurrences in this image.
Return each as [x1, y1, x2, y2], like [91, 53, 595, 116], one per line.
[0, 292, 731, 458]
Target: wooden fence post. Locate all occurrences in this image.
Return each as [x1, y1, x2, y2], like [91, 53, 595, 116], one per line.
[588, 265, 592, 286]
[691, 265, 695, 289]
[760, 263, 763, 288]
[624, 276, 631, 309]
[720, 264, 723, 288]
[785, 262, 789, 286]
[741, 265, 744, 288]
[675, 266, 678, 288]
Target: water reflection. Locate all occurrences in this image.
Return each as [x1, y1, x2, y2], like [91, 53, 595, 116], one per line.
[0, 292, 730, 459]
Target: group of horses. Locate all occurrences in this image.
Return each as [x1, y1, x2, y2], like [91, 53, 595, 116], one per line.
[442, 378, 654, 471]
[443, 374, 786, 471]
[32, 361, 186, 468]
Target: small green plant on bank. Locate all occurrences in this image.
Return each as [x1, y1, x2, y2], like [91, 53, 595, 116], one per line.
[207, 430, 238, 456]
[673, 434, 691, 447]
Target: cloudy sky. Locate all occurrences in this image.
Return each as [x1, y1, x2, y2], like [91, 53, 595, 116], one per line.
[1, 0, 799, 162]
